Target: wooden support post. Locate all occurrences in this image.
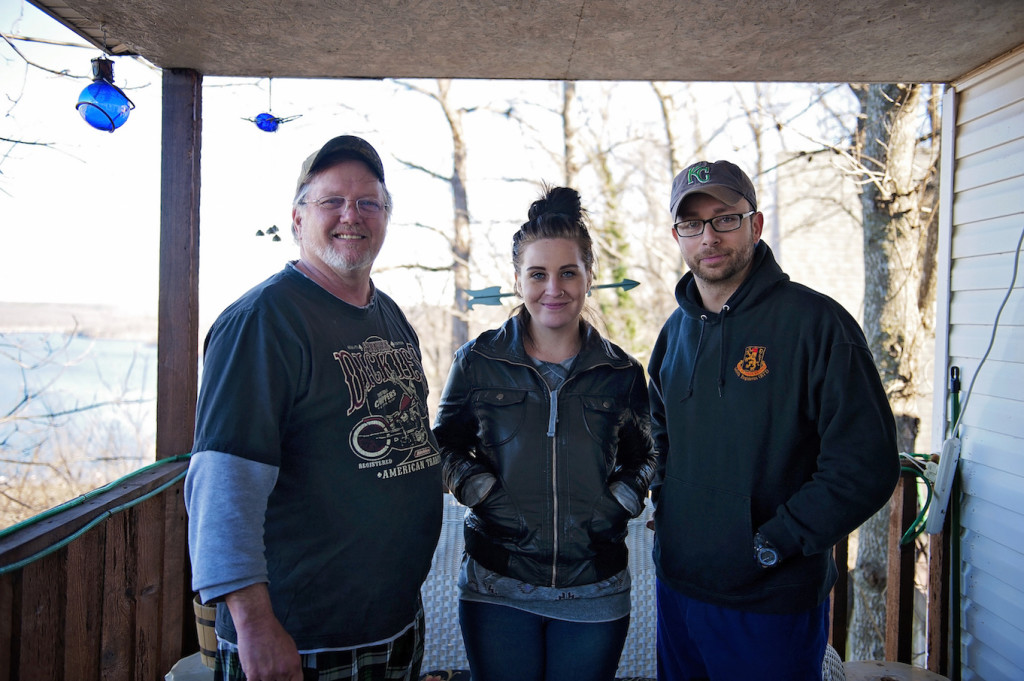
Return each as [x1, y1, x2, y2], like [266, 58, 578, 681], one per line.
[156, 67, 203, 669]
[157, 68, 202, 463]
[830, 535, 850, 658]
[926, 524, 950, 675]
[886, 470, 918, 662]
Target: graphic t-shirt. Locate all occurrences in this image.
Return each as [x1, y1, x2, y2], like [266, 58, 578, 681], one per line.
[189, 263, 442, 650]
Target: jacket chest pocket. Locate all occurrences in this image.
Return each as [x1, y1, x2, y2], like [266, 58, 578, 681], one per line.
[581, 395, 624, 449]
[472, 389, 529, 447]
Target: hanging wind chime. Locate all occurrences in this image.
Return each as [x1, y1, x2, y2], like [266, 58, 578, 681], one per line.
[244, 79, 301, 132]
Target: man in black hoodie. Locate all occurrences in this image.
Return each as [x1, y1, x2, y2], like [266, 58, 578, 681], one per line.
[647, 160, 900, 680]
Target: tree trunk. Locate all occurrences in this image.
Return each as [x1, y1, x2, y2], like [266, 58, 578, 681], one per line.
[435, 79, 471, 355]
[563, 81, 579, 186]
[847, 82, 939, 660]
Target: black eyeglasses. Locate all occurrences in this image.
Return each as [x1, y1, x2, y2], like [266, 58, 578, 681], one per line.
[673, 211, 755, 238]
[299, 196, 386, 218]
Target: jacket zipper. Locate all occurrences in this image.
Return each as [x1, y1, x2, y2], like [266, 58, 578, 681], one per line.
[485, 351, 621, 589]
[550, 422, 558, 587]
[548, 387, 559, 587]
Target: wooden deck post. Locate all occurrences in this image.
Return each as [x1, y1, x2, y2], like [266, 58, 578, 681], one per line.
[157, 67, 202, 464]
[885, 470, 919, 662]
[830, 535, 850, 658]
[156, 67, 203, 673]
[926, 521, 950, 674]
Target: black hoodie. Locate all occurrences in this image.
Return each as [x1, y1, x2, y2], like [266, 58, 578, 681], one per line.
[647, 242, 899, 614]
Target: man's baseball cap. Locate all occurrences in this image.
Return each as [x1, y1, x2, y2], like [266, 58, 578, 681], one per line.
[670, 160, 757, 217]
[295, 135, 385, 196]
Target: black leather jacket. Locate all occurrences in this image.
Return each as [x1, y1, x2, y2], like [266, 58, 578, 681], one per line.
[433, 316, 657, 588]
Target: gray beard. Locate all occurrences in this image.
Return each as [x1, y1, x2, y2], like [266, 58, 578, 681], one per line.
[312, 238, 378, 276]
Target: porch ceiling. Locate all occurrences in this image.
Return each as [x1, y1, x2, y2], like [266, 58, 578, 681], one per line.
[28, 0, 1024, 84]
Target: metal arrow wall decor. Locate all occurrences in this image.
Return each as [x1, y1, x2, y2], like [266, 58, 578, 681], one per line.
[465, 279, 640, 309]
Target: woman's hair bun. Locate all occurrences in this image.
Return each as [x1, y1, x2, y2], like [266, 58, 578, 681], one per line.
[527, 185, 582, 223]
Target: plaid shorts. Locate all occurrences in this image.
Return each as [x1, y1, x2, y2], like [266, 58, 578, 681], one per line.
[215, 606, 425, 681]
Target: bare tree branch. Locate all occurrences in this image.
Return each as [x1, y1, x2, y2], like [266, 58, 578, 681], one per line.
[1, 33, 83, 78]
[2, 32, 93, 50]
[394, 157, 450, 182]
[0, 136, 54, 146]
[380, 263, 453, 273]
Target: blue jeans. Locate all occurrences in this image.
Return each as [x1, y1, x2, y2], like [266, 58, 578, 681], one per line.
[656, 579, 828, 681]
[459, 599, 629, 681]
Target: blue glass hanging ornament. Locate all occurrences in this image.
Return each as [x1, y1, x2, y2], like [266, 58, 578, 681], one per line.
[245, 112, 301, 132]
[243, 78, 300, 132]
[76, 56, 135, 132]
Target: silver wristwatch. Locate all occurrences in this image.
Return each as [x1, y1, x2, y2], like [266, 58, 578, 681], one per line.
[754, 531, 779, 568]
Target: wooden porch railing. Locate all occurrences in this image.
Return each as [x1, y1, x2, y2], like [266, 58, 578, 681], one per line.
[0, 464, 948, 681]
[0, 457, 194, 681]
[830, 469, 950, 676]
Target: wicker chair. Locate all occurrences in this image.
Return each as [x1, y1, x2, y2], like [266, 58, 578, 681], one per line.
[420, 494, 658, 678]
[419, 494, 846, 681]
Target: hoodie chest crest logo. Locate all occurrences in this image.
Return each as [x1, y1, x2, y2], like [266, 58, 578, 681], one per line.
[735, 345, 769, 381]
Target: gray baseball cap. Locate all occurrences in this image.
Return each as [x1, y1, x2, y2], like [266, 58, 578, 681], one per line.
[295, 135, 385, 197]
[670, 160, 757, 217]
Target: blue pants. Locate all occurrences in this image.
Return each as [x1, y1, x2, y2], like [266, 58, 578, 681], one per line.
[459, 599, 629, 681]
[656, 579, 828, 681]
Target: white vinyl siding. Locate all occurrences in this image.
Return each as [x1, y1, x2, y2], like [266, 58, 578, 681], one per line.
[937, 48, 1024, 680]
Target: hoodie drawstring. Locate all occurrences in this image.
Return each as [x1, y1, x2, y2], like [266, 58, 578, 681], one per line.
[685, 315, 708, 400]
[717, 305, 730, 397]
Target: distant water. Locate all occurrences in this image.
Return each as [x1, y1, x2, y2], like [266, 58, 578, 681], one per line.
[0, 332, 158, 484]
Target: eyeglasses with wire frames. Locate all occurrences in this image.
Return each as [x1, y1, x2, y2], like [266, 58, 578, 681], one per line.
[673, 211, 755, 238]
[299, 195, 386, 218]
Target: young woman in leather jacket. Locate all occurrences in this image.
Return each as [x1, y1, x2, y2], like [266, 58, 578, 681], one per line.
[433, 186, 657, 681]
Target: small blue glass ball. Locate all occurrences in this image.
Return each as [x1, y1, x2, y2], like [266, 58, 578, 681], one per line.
[77, 81, 132, 132]
[254, 113, 280, 132]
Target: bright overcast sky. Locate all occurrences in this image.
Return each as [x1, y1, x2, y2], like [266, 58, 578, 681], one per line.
[1, 1, 845, 333]
[0, 1, 576, 327]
